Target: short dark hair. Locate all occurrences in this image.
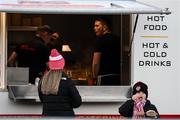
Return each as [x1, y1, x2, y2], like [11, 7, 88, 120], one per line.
[37, 25, 53, 34]
[95, 16, 112, 30]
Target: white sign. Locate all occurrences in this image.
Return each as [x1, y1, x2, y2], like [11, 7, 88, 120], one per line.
[137, 15, 171, 67]
[134, 0, 180, 115]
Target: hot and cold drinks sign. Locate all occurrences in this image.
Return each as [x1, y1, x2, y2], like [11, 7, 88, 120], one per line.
[135, 15, 171, 67]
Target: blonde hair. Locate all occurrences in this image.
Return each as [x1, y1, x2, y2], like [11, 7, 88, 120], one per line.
[41, 70, 62, 95]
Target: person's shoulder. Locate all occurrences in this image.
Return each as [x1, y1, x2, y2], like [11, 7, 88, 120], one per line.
[146, 99, 152, 105]
[145, 100, 157, 109]
[61, 76, 76, 88]
[104, 33, 116, 37]
[32, 36, 44, 44]
[125, 99, 134, 104]
[105, 33, 120, 41]
[61, 73, 68, 81]
[16, 39, 30, 46]
[120, 99, 134, 107]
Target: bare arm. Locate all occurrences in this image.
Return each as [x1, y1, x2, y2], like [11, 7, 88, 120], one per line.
[7, 51, 17, 66]
[92, 52, 101, 79]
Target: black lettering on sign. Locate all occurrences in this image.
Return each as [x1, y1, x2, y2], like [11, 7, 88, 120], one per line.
[139, 60, 171, 67]
[144, 25, 167, 31]
[142, 43, 160, 48]
[147, 16, 165, 21]
[143, 52, 167, 57]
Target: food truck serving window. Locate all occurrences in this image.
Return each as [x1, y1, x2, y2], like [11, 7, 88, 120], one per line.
[0, 0, 170, 89]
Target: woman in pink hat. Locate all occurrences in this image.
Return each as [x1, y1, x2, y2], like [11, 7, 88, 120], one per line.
[38, 49, 82, 117]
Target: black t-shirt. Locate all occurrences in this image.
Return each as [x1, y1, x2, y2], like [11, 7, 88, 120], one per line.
[15, 36, 50, 83]
[94, 33, 120, 75]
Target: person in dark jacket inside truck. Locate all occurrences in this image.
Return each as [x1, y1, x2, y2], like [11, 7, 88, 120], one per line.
[7, 25, 53, 84]
[38, 49, 82, 117]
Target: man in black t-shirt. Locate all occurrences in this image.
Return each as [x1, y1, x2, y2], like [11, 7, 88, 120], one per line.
[92, 17, 121, 85]
[8, 25, 52, 84]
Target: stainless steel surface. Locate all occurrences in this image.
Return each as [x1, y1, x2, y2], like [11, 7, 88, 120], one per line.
[7, 67, 29, 85]
[8, 85, 131, 102]
[77, 86, 131, 102]
[8, 85, 39, 102]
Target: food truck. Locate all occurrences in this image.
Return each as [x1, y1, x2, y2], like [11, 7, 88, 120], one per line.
[1, 0, 180, 118]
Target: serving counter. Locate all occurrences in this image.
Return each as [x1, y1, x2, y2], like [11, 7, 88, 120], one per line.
[7, 67, 131, 103]
[1, 85, 130, 115]
[8, 85, 131, 102]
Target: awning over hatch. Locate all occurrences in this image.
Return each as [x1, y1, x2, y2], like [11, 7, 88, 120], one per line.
[0, 0, 171, 14]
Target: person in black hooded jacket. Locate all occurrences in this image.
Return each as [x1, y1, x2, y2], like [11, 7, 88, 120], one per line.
[119, 81, 159, 119]
[38, 49, 82, 117]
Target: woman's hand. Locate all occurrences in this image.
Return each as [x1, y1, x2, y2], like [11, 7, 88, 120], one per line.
[146, 110, 158, 117]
